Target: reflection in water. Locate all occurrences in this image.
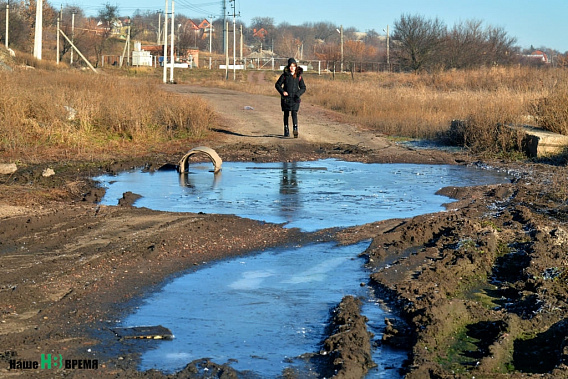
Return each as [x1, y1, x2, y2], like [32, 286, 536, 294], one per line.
[279, 162, 300, 223]
[179, 168, 222, 190]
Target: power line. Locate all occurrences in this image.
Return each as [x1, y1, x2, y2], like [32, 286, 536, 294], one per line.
[62, 1, 221, 18]
[175, 0, 220, 15]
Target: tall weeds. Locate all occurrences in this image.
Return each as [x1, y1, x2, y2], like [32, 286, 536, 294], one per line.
[530, 79, 568, 136]
[304, 67, 551, 139]
[178, 65, 567, 156]
[0, 69, 215, 161]
[300, 66, 566, 155]
[2, 64, 566, 161]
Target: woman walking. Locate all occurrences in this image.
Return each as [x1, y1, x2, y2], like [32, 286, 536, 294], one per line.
[275, 58, 306, 138]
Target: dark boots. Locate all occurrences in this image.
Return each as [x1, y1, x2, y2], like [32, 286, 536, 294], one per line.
[283, 125, 298, 138]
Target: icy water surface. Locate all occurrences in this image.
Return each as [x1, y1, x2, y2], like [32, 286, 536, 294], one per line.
[96, 160, 509, 232]
[96, 160, 510, 377]
[123, 240, 406, 377]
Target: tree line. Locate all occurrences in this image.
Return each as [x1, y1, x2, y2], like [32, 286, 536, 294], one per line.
[0, 1, 562, 71]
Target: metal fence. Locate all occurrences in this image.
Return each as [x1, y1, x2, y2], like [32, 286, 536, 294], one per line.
[197, 57, 401, 73]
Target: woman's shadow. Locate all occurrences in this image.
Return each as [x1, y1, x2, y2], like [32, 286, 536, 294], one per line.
[211, 128, 288, 139]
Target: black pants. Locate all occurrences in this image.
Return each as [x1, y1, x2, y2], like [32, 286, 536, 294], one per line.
[283, 110, 298, 126]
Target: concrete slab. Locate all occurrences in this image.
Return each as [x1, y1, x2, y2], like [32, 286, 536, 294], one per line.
[508, 125, 568, 157]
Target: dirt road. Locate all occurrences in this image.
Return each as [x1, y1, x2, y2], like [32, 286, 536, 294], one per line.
[166, 81, 458, 164]
[1, 79, 568, 378]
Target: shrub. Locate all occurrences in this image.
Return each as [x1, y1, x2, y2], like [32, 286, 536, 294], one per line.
[530, 82, 568, 136]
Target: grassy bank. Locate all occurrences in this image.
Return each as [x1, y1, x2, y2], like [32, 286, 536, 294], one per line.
[179, 65, 568, 157]
[2, 61, 567, 162]
[0, 69, 215, 162]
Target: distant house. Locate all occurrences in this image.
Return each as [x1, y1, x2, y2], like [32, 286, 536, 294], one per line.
[94, 17, 130, 38]
[182, 19, 212, 41]
[247, 49, 276, 60]
[530, 50, 549, 63]
[522, 50, 549, 64]
[138, 45, 199, 67]
[253, 28, 268, 40]
[246, 49, 276, 69]
[198, 19, 212, 30]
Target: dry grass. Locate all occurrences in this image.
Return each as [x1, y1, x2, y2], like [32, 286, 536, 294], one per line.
[2, 61, 567, 163]
[163, 65, 568, 157]
[529, 79, 568, 136]
[0, 68, 215, 162]
[304, 67, 555, 142]
[224, 65, 565, 156]
[177, 65, 563, 151]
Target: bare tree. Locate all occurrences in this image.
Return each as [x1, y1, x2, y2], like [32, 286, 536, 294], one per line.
[442, 20, 518, 69]
[443, 19, 486, 69]
[129, 10, 161, 43]
[274, 29, 300, 58]
[311, 21, 337, 42]
[92, 3, 119, 67]
[246, 17, 274, 52]
[0, 0, 57, 53]
[0, 0, 32, 51]
[250, 16, 274, 34]
[392, 13, 446, 72]
[484, 25, 517, 65]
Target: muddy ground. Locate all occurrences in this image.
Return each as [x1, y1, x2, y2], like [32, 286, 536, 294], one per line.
[2, 79, 568, 378]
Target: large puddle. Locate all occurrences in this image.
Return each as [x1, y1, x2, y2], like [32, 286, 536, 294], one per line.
[95, 160, 510, 377]
[96, 160, 508, 232]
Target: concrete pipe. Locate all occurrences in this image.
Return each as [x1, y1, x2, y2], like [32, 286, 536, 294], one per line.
[178, 146, 222, 174]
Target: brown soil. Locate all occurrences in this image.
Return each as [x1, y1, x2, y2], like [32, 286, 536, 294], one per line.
[2, 80, 568, 378]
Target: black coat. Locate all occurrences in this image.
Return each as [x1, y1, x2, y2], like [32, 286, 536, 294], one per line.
[275, 66, 306, 111]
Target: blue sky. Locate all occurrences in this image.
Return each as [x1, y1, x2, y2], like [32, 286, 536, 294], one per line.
[70, 0, 568, 52]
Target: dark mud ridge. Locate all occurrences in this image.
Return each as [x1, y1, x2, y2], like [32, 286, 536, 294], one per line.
[363, 177, 568, 378]
[313, 295, 377, 379]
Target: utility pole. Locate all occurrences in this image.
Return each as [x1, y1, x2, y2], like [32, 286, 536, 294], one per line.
[340, 25, 343, 72]
[56, 14, 59, 64]
[120, 22, 131, 67]
[59, 29, 97, 73]
[228, 0, 239, 81]
[222, 0, 227, 58]
[56, 6, 62, 64]
[127, 23, 131, 65]
[163, 0, 168, 83]
[70, 10, 76, 65]
[208, 15, 213, 69]
[385, 25, 390, 71]
[232, 11, 235, 80]
[157, 11, 161, 44]
[169, 0, 175, 83]
[224, 21, 228, 80]
[5, 3, 9, 48]
[33, 0, 43, 59]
